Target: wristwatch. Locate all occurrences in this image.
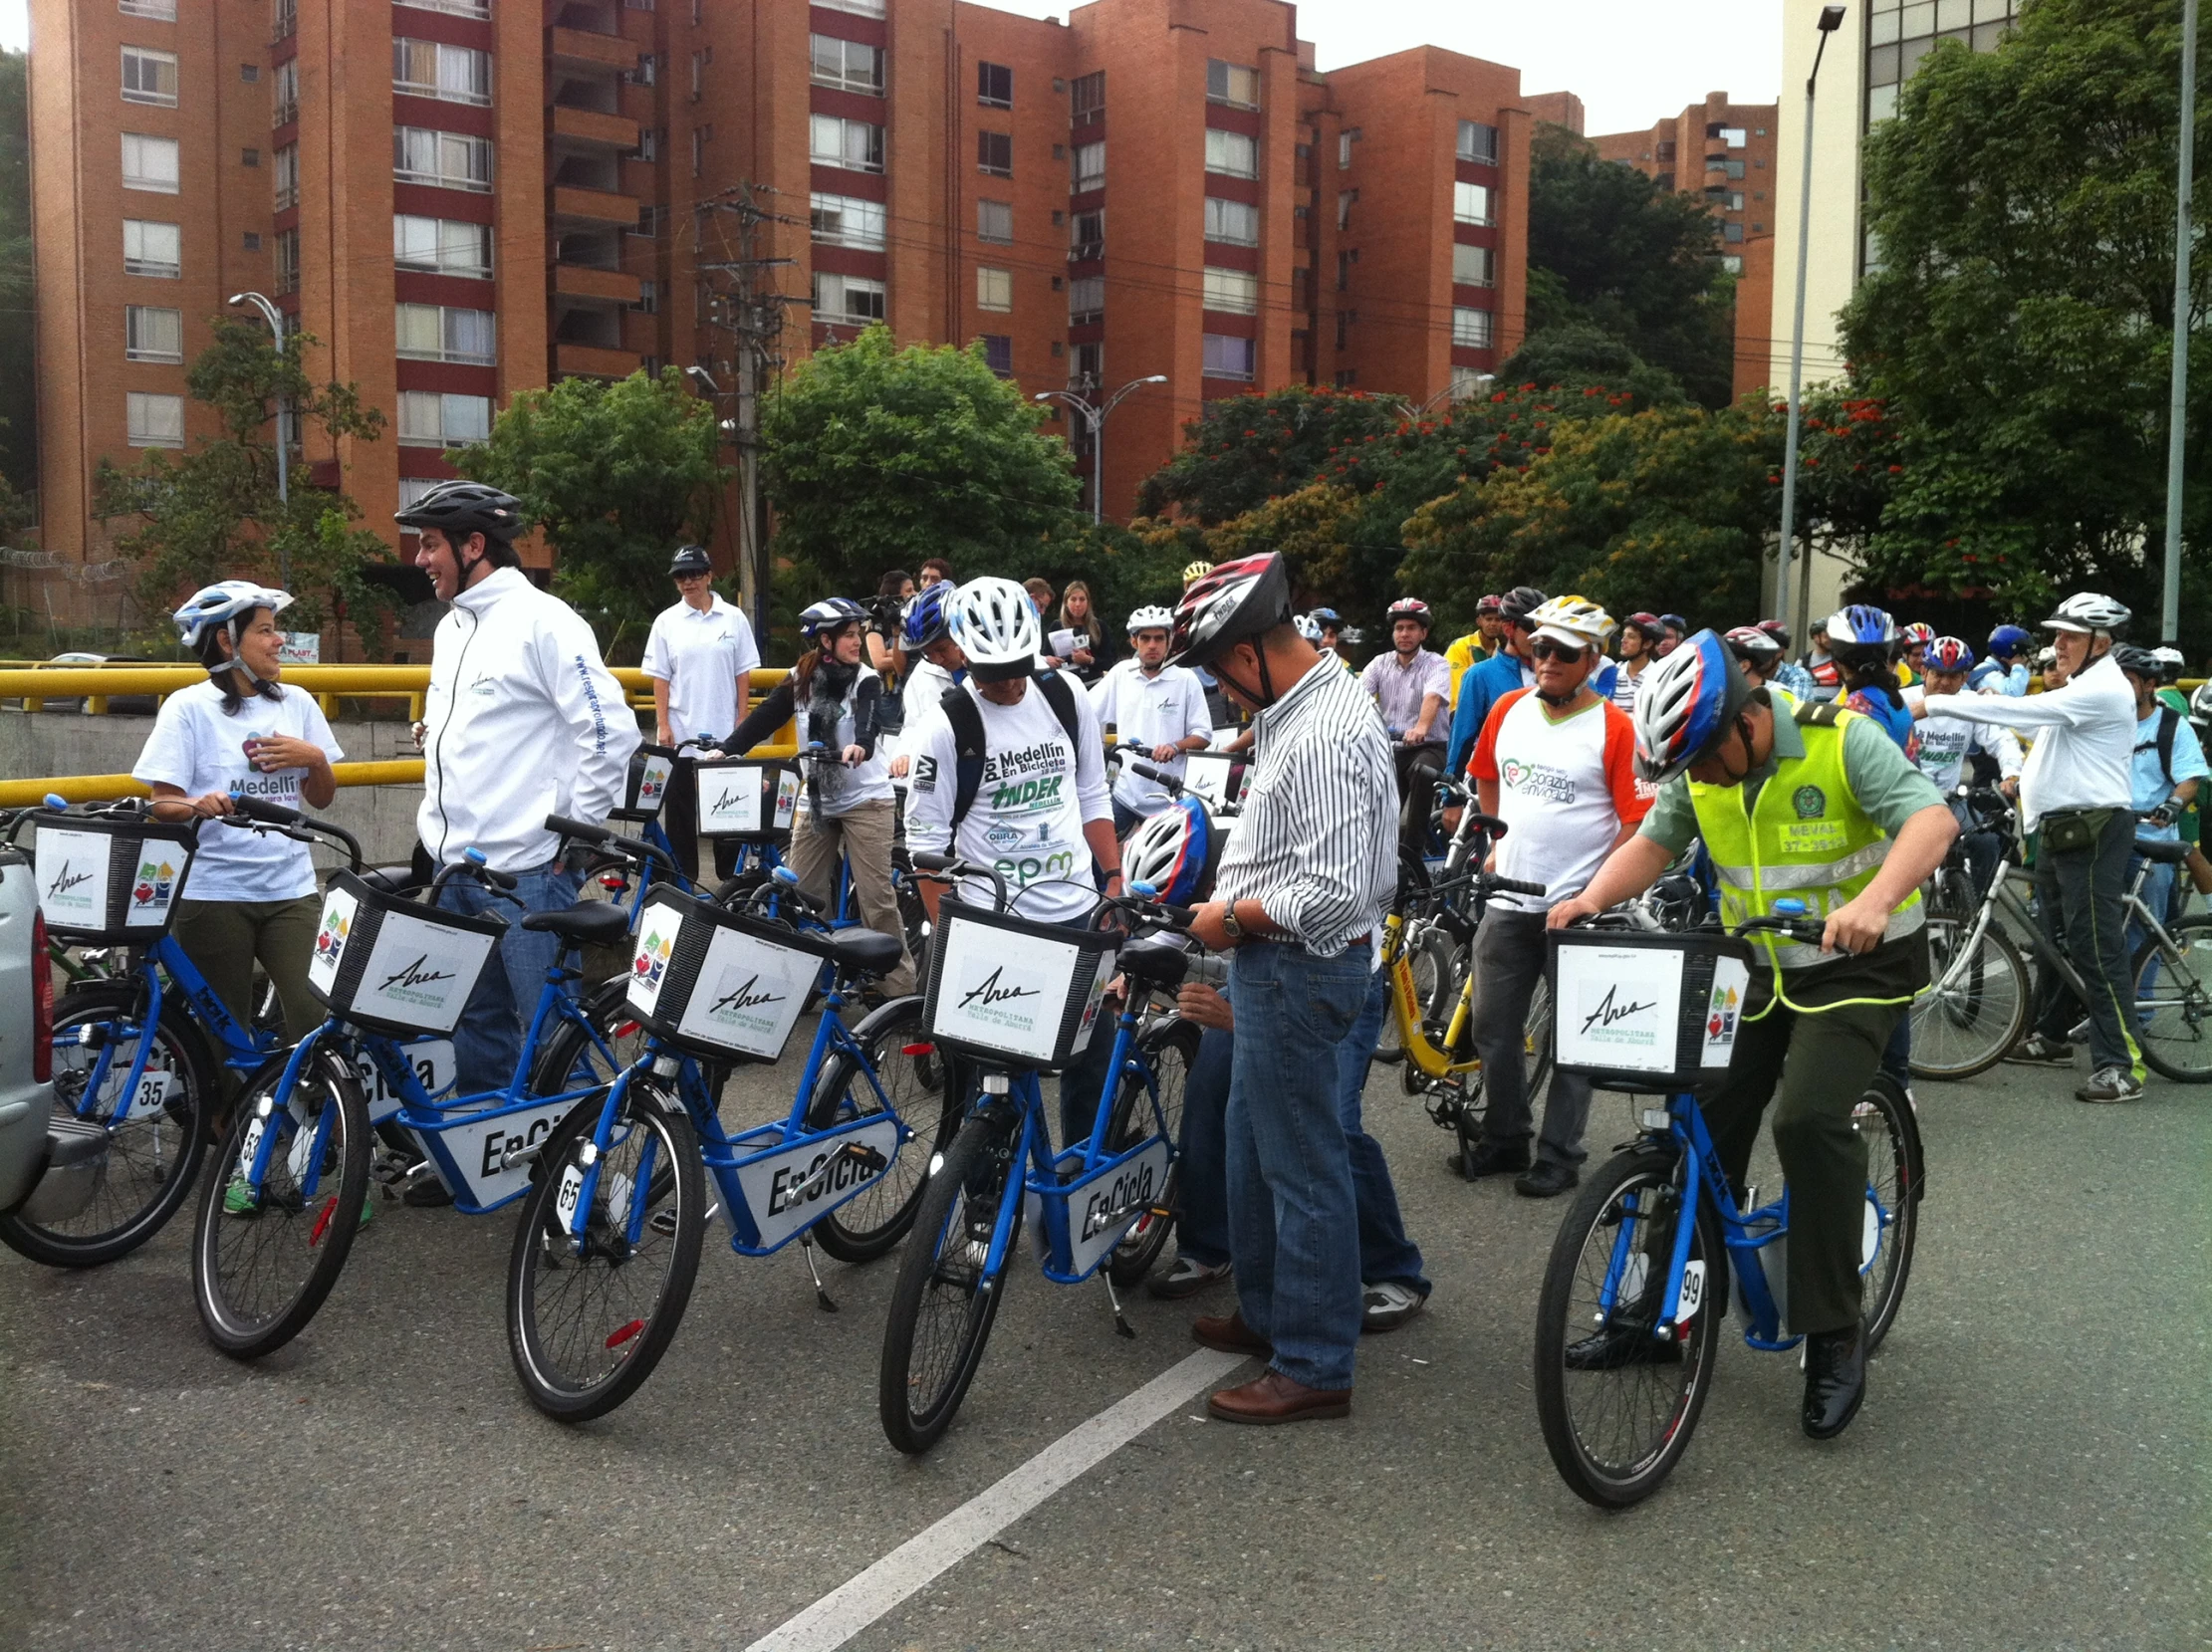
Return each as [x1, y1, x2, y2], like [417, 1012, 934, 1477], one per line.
[1220, 903, 1245, 942]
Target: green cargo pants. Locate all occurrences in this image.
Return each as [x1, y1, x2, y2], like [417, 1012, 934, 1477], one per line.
[168, 893, 326, 1049]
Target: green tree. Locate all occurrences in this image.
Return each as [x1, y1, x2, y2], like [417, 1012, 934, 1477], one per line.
[93, 319, 395, 647]
[761, 326, 1081, 595]
[1132, 384, 1403, 524]
[1839, 0, 2212, 643]
[0, 49, 37, 502]
[453, 365, 723, 660]
[1495, 325, 1687, 408]
[1526, 124, 1739, 409]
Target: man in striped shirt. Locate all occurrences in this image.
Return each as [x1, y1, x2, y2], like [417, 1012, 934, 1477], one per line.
[1167, 553, 1398, 1427]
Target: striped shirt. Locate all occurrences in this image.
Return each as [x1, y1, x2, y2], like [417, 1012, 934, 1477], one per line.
[1214, 653, 1398, 956]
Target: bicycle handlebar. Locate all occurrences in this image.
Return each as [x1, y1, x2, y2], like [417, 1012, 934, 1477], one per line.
[545, 814, 682, 883]
[1478, 872, 1548, 900]
[909, 850, 1014, 912]
[221, 795, 366, 871]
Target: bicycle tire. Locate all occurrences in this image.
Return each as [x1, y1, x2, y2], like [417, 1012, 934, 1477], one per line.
[190, 1046, 371, 1360]
[809, 996, 960, 1264]
[2131, 914, 2212, 1082]
[1533, 1147, 1723, 1510]
[1106, 1019, 1199, 1288]
[0, 984, 216, 1268]
[507, 1074, 706, 1423]
[878, 1102, 1022, 1454]
[1376, 924, 1447, 1066]
[1909, 916, 2028, 1081]
[1852, 1072, 1922, 1352]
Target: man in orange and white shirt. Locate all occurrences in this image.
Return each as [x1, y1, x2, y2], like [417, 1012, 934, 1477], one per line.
[1460, 595, 1652, 1198]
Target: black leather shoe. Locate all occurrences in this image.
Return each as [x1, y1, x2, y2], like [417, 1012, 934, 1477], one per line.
[1801, 1321, 1867, 1440]
[1455, 1136, 1531, 1179]
[1563, 1317, 1681, 1370]
[1515, 1159, 1580, 1199]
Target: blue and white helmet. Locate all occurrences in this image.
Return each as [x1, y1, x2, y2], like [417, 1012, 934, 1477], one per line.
[173, 580, 293, 650]
[799, 596, 867, 641]
[1825, 603, 1897, 650]
[1631, 629, 1751, 786]
[1293, 612, 1324, 642]
[901, 580, 957, 651]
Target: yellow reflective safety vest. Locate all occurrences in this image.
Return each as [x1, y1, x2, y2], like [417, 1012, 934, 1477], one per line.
[1688, 699, 1923, 984]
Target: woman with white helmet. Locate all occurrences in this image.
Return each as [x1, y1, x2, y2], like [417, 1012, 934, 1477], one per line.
[132, 582, 343, 1055]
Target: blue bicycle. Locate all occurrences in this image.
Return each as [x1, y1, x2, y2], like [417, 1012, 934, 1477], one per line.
[876, 857, 1206, 1454]
[1532, 905, 1925, 1507]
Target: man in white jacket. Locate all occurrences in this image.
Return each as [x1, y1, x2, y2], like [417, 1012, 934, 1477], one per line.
[1919, 591, 2143, 1101]
[400, 481, 640, 1101]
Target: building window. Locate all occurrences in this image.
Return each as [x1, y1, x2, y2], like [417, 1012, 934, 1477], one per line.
[123, 218, 181, 277]
[272, 58, 297, 125]
[126, 390, 185, 448]
[691, 125, 705, 175]
[1203, 196, 1258, 246]
[1720, 253, 1744, 275]
[631, 279, 657, 315]
[398, 389, 492, 447]
[391, 40, 492, 107]
[121, 46, 178, 107]
[1452, 243, 1494, 288]
[242, 230, 261, 251]
[396, 476, 443, 514]
[272, 142, 298, 208]
[1337, 187, 1357, 231]
[813, 272, 886, 324]
[1452, 306, 1493, 349]
[1204, 127, 1256, 179]
[810, 35, 883, 96]
[1715, 124, 1747, 148]
[121, 132, 179, 193]
[396, 0, 491, 14]
[976, 266, 1013, 313]
[125, 305, 183, 362]
[1203, 266, 1258, 315]
[395, 303, 497, 364]
[977, 61, 1012, 108]
[394, 127, 493, 192]
[242, 146, 260, 167]
[1335, 309, 1352, 349]
[1335, 250, 1351, 291]
[1725, 158, 1746, 180]
[1071, 70, 1105, 122]
[1206, 59, 1259, 110]
[978, 197, 1014, 243]
[1338, 126, 1358, 168]
[1456, 120, 1499, 164]
[1074, 341, 1103, 384]
[812, 191, 887, 249]
[1069, 206, 1103, 258]
[634, 202, 664, 238]
[1723, 220, 1744, 243]
[275, 226, 300, 293]
[1072, 140, 1104, 191]
[977, 130, 1013, 176]
[810, 114, 884, 174]
[813, 0, 884, 14]
[1333, 368, 1356, 389]
[121, 0, 178, 17]
[1202, 334, 1254, 381]
[1068, 274, 1104, 325]
[981, 334, 1013, 376]
[393, 214, 493, 278]
[1449, 365, 1491, 400]
[239, 63, 259, 82]
[1453, 180, 1493, 225]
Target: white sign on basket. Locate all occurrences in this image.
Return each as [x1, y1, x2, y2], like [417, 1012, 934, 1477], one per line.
[1554, 944, 1685, 1074]
[733, 1116, 903, 1250]
[122, 838, 188, 929]
[307, 885, 361, 997]
[626, 899, 684, 1017]
[1700, 956, 1752, 1068]
[348, 908, 499, 1033]
[35, 827, 113, 928]
[674, 922, 819, 1059]
[1181, 752, 1237, 809]
[931, 916, 1096, 1063]
[633, 752, 675, 815]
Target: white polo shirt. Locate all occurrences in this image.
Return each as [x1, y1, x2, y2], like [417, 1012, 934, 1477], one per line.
[639, 593, 760, 743]
[1089, 658, 1213, 816]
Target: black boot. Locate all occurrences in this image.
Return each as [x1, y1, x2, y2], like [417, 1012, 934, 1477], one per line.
[1801, 1321, 1866, 1440]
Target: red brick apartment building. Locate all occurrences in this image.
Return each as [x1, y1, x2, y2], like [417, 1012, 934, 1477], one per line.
[1589, 91, 1777, 401]
[29, 0, 1560, 578]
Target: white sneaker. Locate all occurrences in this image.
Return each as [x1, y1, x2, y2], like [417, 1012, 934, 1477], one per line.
[1146, 1253, 1232, 1300]
[1361, 1280, 1426, 1333]
[2075, 1065, 2144, 1103]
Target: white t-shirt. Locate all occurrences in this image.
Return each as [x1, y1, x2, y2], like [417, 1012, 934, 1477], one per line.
[883, 656, 957, 779]
[131, 680, 345, 902]
[1468, 689, 1650, 913]
[1089, 659, 1213, 816]
[1904, 683, 2024, 798]
[639, 594, 760, 743]
[903, 674, 1113, 924]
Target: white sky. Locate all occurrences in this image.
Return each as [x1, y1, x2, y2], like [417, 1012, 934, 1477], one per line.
[0, 0, 1780, 133]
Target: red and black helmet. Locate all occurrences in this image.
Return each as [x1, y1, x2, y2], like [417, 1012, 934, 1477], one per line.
[1168, 553, 1294, 670]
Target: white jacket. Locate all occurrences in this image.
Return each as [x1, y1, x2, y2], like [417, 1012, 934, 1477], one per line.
[417, 566, 640, 870]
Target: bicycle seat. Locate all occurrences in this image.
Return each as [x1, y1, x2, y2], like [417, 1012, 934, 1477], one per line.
[1116, 939, 1191, 986]
[2133, 835, 2192, 865]
[361, 865, 419, 894]
[828, 927, 904, 980]
[520, 902, 633, 947]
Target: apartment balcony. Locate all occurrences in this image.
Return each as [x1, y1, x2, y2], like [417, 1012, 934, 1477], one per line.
[553, 263, 640, 304]
[548, 26, 634, 74]
[549, 105, 639, 151]
[555, 342, 640, 378]
[550, 183, 638, 228]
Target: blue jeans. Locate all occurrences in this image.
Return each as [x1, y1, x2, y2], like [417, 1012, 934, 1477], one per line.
[1225, 938, 1369, 1392]
[1341, 966, 1428, 1294]
[435, 858, 586, 1097]
[1170, 1026, 1235, 1268]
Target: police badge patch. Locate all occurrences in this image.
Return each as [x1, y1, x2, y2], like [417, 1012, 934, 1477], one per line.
[1793, 784, 1826, 819]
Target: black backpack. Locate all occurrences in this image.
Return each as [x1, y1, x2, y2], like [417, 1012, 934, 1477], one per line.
[2136, 703, 2182, 789]
[940, 671, 1085, 827]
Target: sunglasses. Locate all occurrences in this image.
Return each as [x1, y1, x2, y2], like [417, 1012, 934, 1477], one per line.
[1527, 637, 1592, 664]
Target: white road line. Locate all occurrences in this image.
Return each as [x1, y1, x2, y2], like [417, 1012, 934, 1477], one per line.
[744, 1348, 1246, 1652]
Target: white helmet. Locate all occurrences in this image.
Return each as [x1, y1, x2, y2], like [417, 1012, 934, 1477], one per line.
[1126, 604, 1175, 637]
[173, 581, 294, 685]
[2191, 680, 2212, 728]
[2150, 644, 2185, 676]
[2043, 591, 2130, 636]
[950, 576, 1042, 681]
[1525, 593, 1614, 652]
[1293, 612, 1324, 642]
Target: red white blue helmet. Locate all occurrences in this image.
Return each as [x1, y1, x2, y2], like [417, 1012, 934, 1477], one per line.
[1386, 597, 1432, 630]
[1631, 628, 1751, 785]
[1899, 621, 1936, 648]
[1122, 796, 1220, 905]
[1926, 635, 1975, 673]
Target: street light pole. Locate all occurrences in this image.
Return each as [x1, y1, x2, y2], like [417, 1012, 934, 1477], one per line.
[2163, 0, 2199, 645]
[228, 290, 291, 586]
[1777, 5, 1848, 639]
[1035, 374, 1167, 524]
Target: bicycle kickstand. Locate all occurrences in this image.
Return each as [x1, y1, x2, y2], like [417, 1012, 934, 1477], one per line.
[798, 1231, 839, 1313]
[1100, 1270, 1136, 1340]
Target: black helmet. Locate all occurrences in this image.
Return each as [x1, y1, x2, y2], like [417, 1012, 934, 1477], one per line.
[2109, 643, 2161, 679]
[393, 480, 522, 544]
[668, 544, 712, 578]
[1499, 585, 1548, 626]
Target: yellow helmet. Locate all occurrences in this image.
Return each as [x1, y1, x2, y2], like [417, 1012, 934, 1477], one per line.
[1181, 560, 1215, 588]
[1526, 593, 1615, 652]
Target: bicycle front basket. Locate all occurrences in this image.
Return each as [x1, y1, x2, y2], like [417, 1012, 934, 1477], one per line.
[1547, 927, 1755, 1094]
[612, 743, 679, 823]
[305, 870, 506, 1037]
[625, 887, 833, 1062]
[922, 896, 1119, 1069]
[33, 815, 197, 944]
[692, 758, 801, 842]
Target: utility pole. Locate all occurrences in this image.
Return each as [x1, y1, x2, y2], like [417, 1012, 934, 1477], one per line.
[229, 291, 291, 587]
[2163, 0, 2199, 645]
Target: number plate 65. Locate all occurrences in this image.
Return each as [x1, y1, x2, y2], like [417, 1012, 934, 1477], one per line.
[555, 1163, 584, 1230]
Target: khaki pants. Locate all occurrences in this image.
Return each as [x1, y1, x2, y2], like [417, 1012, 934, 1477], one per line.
[786, 797, 914, 996]
[168, 893, 326, 1047]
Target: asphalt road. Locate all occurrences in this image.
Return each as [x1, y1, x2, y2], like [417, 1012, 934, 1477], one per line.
[2, 1048, 2206, 1652]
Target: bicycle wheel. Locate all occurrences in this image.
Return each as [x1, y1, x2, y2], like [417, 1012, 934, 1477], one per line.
[0, 984, 215, 1268]
[1910, 915, 2028, 1081]
[1106, 1020, 1199, 1288]
[191, 1046, 371, 1360]
[1851, 1072, 1922, 1352]
[507, 1074, 706, 1423]
[809, 996, 960, 1264]
[1533, 1147, 1724, 1509]
[1524, 974, 1555, 1101]
[2131, 915, 2212, 1082]
[878, 1102, 1022, 1454]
